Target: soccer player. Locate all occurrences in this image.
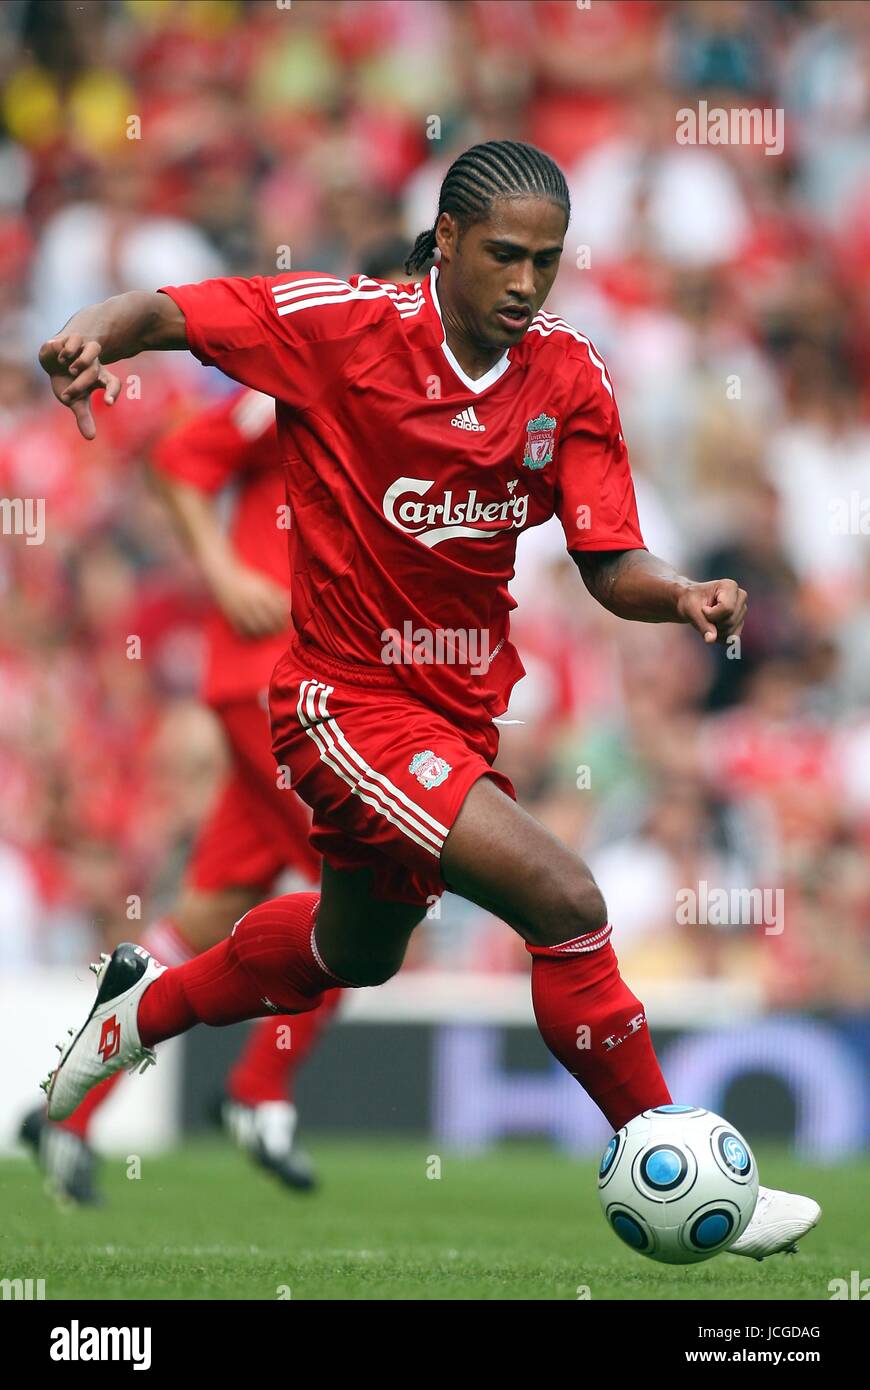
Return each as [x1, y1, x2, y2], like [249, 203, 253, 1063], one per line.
[21, 388, 341, 1201]
[38, 141, 819, 1258]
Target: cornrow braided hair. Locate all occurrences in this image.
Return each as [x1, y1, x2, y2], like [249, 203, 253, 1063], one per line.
[405, 140, 570, 274]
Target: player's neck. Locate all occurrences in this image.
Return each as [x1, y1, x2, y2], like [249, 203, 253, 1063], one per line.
[434, 269, 506, 382]
[441, 323, 505, 381]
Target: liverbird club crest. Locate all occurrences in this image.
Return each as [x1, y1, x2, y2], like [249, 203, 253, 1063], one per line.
[523, 413, 557, 469]
[409, 749, 452, 790]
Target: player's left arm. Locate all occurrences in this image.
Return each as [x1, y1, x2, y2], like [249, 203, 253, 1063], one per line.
[557, 348, 747, 646]
[571, 547, 748, 645]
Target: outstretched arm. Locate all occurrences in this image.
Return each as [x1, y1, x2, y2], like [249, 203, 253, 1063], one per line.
[572, 548, 748, 644]
[38, 290, 188, 440]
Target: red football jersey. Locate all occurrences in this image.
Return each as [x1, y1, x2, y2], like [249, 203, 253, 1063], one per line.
[158, 267, 644, 727]
[152, 388, 288, 705]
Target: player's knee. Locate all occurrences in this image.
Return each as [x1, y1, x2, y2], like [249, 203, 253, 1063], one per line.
[567, 877, 609, 938]
[529, 872, 608, 946]
[343, 955, 402, 988]
[314, 922, 408, 987]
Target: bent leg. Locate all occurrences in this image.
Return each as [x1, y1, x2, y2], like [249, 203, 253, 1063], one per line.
[136, 862, 424, 1046]
[166, 885, 345, 1107]
[137, 892, 328, 1043]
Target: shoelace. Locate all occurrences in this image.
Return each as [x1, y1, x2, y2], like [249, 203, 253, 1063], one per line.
[127, 1048, 157, 1077]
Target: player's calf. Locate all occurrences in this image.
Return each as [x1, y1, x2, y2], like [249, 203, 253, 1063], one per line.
[136, 892, 337, 1045]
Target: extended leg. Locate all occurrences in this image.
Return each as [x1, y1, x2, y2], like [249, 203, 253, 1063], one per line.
[441, 775, 671, 1130]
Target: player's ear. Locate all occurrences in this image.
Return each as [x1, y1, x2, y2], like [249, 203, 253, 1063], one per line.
[434, 212, 457, 264]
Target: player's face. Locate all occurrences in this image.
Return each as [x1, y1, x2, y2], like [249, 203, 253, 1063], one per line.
[437, 197, 567, 349]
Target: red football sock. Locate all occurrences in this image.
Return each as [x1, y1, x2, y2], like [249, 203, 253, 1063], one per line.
[227, 988, 343, 1106]
[57, 916, 198, 1139]
[528, 926, 672, 1131]
[137, 892, 342, 1047]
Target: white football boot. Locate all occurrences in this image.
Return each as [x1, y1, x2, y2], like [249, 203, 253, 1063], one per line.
[41, 943, 166, 1121]
[727, 1184, 821, 1260]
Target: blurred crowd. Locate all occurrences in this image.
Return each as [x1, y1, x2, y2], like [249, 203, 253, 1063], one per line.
[0, 0, 867, 1008]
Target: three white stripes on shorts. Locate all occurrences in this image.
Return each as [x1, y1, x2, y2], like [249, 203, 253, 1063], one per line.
[296, 678, 448, 859]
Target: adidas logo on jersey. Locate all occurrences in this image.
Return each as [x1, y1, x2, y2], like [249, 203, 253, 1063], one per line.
[450, 407, 486, 432]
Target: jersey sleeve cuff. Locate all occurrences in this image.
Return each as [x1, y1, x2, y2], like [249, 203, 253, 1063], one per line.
[157, 285, 215, 367]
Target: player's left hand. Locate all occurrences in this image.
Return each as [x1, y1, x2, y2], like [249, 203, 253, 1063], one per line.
[676, 579, 748, 645]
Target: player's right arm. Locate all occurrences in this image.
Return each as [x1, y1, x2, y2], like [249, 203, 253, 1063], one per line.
[40, 272, 384, 441]
[38, 290, 189, 439]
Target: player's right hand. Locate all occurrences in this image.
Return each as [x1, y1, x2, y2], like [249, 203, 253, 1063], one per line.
[214, 563, 289, 638]
[38, 334, 122, 440]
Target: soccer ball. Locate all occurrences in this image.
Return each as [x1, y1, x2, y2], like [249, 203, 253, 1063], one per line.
[598, 1104, 759, 1265]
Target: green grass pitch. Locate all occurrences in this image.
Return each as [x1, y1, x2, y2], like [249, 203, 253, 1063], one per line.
[1, 1139, 865, 1300]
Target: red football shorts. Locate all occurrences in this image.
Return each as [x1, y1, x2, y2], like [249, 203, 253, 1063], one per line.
[268, 636, 516, 906]
[187, 697, 320, 892]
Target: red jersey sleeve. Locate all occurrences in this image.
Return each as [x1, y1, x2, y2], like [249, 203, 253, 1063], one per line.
[555, 348, 645, 554]
[152, 389, 279, 493]
[157, 273, 385, 407]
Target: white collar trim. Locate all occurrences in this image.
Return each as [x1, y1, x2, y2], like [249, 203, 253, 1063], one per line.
[428, 266, 511, 396]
